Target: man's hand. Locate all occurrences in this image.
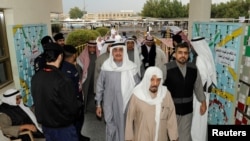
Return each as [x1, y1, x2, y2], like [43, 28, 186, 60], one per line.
[200, 100, 207, 115]
[20, 124, 37, 132]
[96, 106, 102, 118]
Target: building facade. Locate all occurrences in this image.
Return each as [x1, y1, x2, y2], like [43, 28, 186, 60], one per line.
[83, 10, 137, 21]
[0, 0, 62, 97]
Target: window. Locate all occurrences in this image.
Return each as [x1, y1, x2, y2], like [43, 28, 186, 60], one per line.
[0, 11, 13, 88]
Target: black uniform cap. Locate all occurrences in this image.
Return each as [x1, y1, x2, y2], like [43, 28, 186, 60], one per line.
[43, 43, 63, 53]
[63, 45, 77, 54]
[53, 33, 64, 41]
[172, 34, 182, 43]
[41, 36, 53, 46]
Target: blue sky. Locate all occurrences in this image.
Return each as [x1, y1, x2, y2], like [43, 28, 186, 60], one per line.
[62, 0, 230, 14]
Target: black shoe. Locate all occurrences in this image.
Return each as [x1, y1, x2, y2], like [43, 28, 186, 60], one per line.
[80, 135, 90, 141]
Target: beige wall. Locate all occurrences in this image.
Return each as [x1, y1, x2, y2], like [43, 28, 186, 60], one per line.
[0, 0, 62, 93]
[188, 0, 211, 39]
[84, 11, 136, 20]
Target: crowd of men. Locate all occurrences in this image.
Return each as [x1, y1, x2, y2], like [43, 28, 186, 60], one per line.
[0, 27, 217, 141]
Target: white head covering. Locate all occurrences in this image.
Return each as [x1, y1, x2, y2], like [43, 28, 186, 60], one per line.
[132, 66, 168, 141]
[1, 89, 43, 133]
[125, 38, 142, 77]
[191, 37, 217, 141]
[99, 39, 115, 55]
[191, 37, 217, 88]
[101, 42, 138, 112]
[102, 42, 137, 72]
[1, 89, 19, 106]
[111, 27, 116, 35]
[169, 26, 182, 35]
[96, 36, 104, 51]
[115, 34, 122, 41]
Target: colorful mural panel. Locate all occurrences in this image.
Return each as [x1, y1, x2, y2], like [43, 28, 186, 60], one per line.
[192, 22, 244, 124]
[13, 24, 47, 107]
[236, 25, 250, 125]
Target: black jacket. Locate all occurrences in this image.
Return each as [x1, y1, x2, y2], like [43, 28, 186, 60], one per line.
[31, 65, 81, 128]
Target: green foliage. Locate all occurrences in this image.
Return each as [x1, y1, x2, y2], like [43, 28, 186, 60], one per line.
[141, 0, 188, 18]
[95, 27, 109, 36]
[211, 0, 250, 18]
[69, 7, 84, 19]
[141, 0, 250, 19]
[66, 29, 100, 47]
[91, 30, 101, 37]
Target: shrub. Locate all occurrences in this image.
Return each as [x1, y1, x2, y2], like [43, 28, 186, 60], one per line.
[66, 29, 100, 47]
[95, 27, 109, 36]
[91, 30, 101, 38]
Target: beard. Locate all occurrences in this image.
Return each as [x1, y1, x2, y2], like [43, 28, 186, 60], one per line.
[149, 86, 158, 93]
[176, 57, 187, 64]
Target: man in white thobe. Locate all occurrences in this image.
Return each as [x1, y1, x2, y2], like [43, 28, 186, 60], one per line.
[95, 42, 140, 141]
[190, 37, 217, 141]
[125, 66, 178, 141]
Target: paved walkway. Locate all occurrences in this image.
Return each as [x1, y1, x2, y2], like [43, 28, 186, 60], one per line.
[79, 28, 163, 141]
[81, 94, 106, 141]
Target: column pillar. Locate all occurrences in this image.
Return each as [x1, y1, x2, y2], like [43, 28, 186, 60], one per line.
[188, 0, 211, 39]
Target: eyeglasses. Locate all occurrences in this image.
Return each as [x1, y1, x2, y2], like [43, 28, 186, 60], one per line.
[16, 95, 22, 100]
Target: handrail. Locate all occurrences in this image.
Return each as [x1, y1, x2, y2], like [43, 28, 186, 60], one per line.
[75, 30, 110, 55]
[75, 44, 86, 56]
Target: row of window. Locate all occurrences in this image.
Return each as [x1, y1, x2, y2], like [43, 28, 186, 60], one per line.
[97, 13, 132, 17]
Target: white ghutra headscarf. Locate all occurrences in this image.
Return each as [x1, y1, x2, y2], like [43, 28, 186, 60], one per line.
[125, 37, 143, 77]
[1, 89, 43, 133]
[132, 66, 168, 141]
[190, 37, 217, 141]
[101, 42, 138, 112]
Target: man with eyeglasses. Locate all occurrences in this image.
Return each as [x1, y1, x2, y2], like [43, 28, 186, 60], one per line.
[95, 42, 140, 141]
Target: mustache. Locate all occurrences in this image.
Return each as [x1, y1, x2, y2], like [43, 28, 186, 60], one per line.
[114, 55, 122, 57]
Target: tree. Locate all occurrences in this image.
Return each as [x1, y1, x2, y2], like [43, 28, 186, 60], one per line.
[141, 0, 250, 19]
[211, 0, 250, 18]
[141, 0, 188, 18]
[69, 7, 84, 19]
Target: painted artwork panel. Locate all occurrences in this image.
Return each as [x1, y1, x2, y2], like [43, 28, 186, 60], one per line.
[192, 22, 244, 124]
[13, 24, 47, 107]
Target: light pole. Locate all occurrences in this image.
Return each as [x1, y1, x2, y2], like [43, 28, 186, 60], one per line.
[83, 0, 85, 12]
